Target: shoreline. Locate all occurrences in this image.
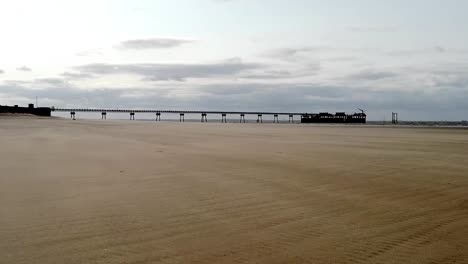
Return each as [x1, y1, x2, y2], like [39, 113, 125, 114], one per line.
[4, 115, 468, 129]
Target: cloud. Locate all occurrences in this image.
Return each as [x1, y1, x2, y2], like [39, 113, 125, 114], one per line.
[61, 72, 95, 79]
[118, 38, 193, 49]
[0, 69, 4, 74]
[425, 67, 468, 88]
[35, 78, 67, 85]
[263, 46, 369, 62]
[348, 70, 397, 81]
[240, 70, 293, 80]
[325, 56, 357, 62]
[264, 47, 319, 60]
[4, 77, 68, 88]
[387, 46, 468, 56]
[434, 46, 445, 53]
[16, 66, 32, 72]
[239, 64, 320, 79]
[73, 58, 263, 81]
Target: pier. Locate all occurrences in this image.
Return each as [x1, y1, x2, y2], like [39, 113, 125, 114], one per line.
[51, 107, 306, 123]
[1, 105, 367, 123]
[50, 107, 367, 123]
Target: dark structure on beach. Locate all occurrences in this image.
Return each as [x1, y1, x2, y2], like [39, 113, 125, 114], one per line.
[1, 104, 366, 123]
[54, 107, 366, 124]
[301, 111, 367, 124]
[0, 104, 51, 117]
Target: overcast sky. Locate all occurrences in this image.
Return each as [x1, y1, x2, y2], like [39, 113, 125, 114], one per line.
[1, 0, 467, 120]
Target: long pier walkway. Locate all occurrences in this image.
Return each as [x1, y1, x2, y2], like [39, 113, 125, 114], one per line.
[52, 108, 307, 123]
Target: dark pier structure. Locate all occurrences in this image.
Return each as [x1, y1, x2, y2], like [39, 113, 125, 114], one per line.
[0, 104, 51, 117]
[301, 111, 367, 124]
[392, 112, 399, 124]
[51, 107, 367, 124]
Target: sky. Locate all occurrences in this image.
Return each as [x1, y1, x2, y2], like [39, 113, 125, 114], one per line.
[0, 0, 467, 120]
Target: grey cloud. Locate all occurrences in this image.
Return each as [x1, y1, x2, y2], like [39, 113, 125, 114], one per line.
[264, 46, 369, 61]
[17, 66, 32, 72]
[434, 46, 445, 53]
[325, 56, 358, 62]
[384, 63, 468, 88]
[5, 78, 68, 87]
[0, 69, 4, 74]
[35, 78, 67, 85]
[119, 38, 193, 49]
[3, 80, 30, 85]
[198, 84, 349, 101]
[197, 83, 468, 120]
[240, 70, 293, 80]
[265, 47, 318, 60]
[0, 83, 355, 112]
[239, 65, 320, 79]
[387, 49, 424, 56]
[73, 59, 263, 81]
[388, 46, 468, 56]
[348, 70, 397, 81]
[428, 71, 468, 88]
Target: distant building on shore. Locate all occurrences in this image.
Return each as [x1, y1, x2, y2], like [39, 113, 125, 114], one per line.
[0, 104, 51, 116]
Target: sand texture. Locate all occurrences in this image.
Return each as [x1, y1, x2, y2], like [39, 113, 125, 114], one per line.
[1, 117, 467, 264]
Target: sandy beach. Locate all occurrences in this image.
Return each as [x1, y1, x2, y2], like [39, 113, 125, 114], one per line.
[1, 116, 467, 264]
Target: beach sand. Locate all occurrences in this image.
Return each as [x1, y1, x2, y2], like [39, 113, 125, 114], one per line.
[1, 117, 467, 264]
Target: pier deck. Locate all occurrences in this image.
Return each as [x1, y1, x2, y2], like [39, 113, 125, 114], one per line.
[52, 108, 305, 116]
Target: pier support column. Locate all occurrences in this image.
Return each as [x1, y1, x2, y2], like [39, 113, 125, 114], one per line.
[70, 111, 76, 120]
[130, 112, 135, 120]
[274, 114, 279, 123]
[221, 113, 227, 123]
[201, 113, 208, 123]
[180, 113, 185, 122]
[156, 112, 161, 121]
[289, 115, 294, 123]
[240, 114, 245, 123]
[392, 112, 398, 124]
[101, 112, 107, 120]
[257, 114, 263, 123]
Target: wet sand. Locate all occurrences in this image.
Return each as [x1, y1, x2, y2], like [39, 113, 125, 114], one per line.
[1, 117, 467, 264]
